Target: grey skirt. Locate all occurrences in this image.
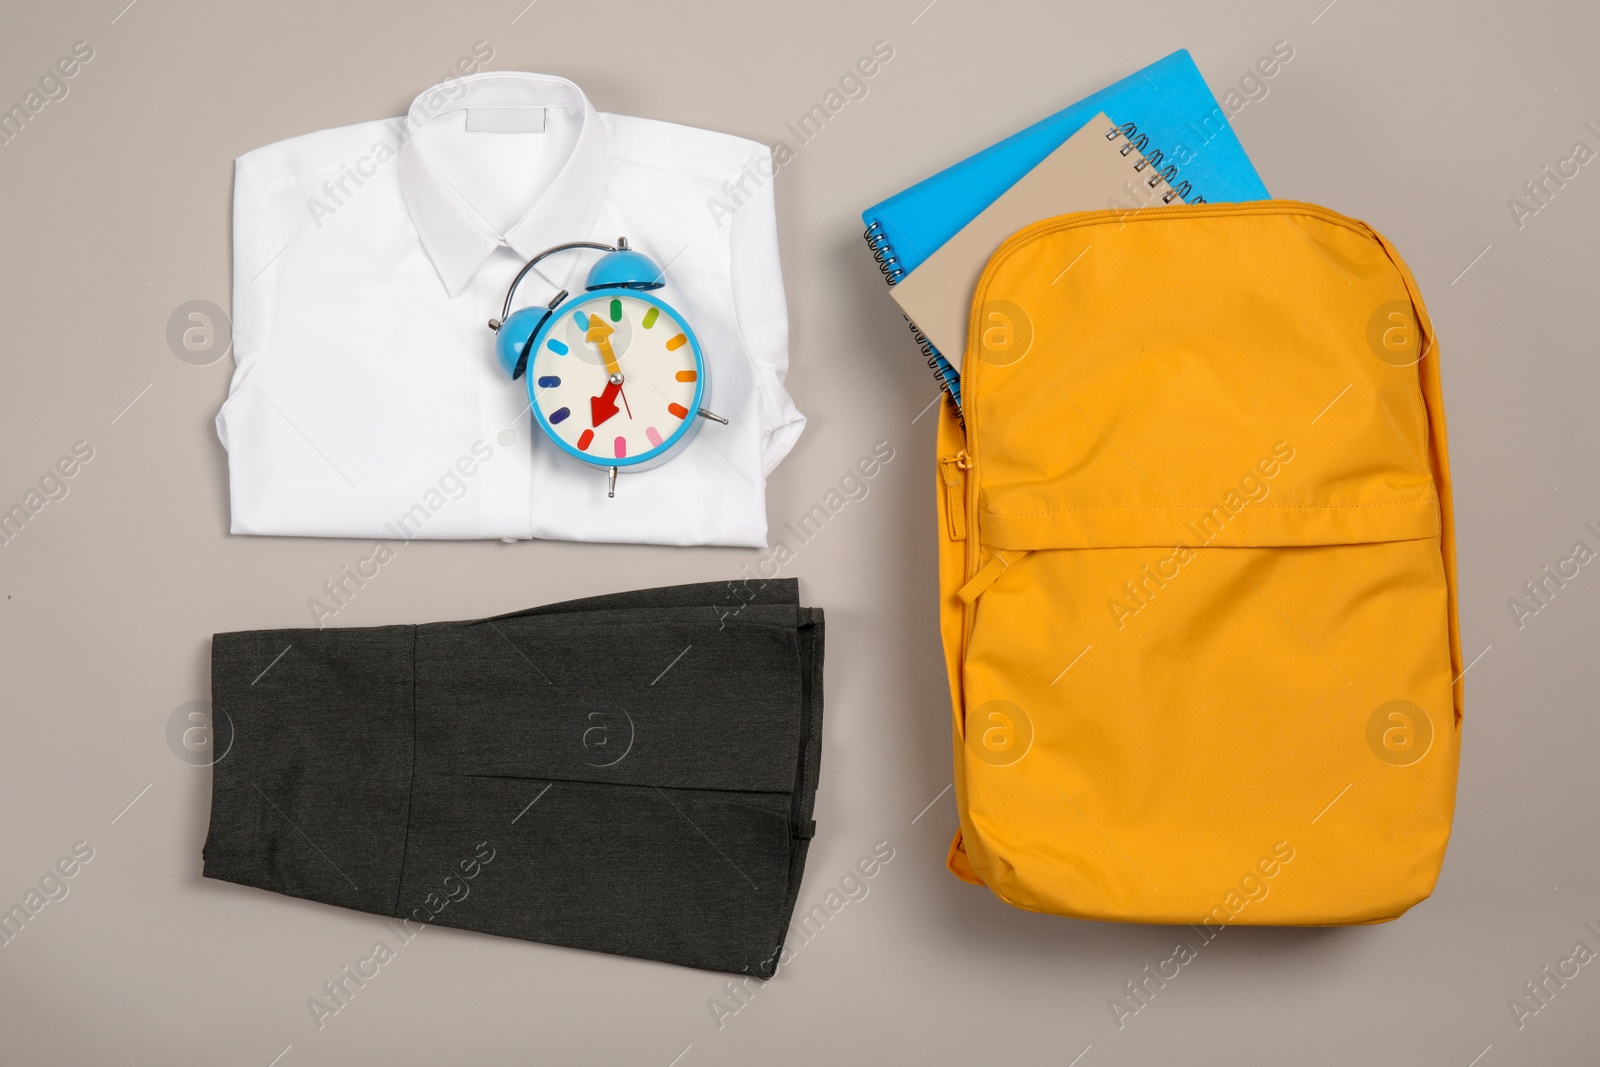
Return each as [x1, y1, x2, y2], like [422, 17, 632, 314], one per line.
[202, 578, 823, 977]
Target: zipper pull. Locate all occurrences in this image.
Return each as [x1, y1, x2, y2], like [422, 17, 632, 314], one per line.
[939, 450, 969, 541]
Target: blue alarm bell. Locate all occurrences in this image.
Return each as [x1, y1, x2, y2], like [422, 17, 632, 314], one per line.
[490, 239, 665, 379]
[584, 246, 664, 292]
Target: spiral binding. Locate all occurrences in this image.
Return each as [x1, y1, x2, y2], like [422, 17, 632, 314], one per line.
[1104, 121, 1201, 205]
[863, 220, 964, 414]
[864, 220, 907, 285]
[905, 313, 963, 412]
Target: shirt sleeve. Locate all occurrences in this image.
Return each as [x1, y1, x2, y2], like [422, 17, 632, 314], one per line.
[728, 144, 805, 476]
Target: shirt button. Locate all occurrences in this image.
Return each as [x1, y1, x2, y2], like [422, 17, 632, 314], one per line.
[497, 429, 516, 447]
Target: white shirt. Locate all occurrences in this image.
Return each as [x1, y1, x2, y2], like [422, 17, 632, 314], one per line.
[218, 72, 803, 547]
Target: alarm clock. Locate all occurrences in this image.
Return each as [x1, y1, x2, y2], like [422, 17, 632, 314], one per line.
[489, 238, 726, 498]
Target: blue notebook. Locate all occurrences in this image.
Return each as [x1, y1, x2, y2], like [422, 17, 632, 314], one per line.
[862, 49, 1269, 409]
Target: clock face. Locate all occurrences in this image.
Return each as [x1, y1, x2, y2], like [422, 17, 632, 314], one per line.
[526, 292, 704, 466]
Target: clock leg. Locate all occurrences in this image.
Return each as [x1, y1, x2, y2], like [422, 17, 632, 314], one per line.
[608, 465, 618, 499]
[697, 408, 729, 425]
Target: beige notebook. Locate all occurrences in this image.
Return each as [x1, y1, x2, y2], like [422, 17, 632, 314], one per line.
[889, 113, 1177, 369]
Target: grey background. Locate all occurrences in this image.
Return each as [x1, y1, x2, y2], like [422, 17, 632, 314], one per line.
[0, 0, 1595, 1063]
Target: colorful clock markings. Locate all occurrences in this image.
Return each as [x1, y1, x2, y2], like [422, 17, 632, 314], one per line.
[666, 333, 688, 351]
[577, 429, 594, 451]
[609, 298, 622, 322]
[668, 402, 689, 420]
[536, 375, 561, 388]
[614, 437, 627, 459]
[573, 311, 589, 331]
[641, 306, 659, 329]
[550, 407, 571, 425]
[646, 427, 663, 448]
[675, 370, 697, 382]
[547, 339, 569, 355]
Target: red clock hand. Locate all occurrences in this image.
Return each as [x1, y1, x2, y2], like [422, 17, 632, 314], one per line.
[590, 380, 622, 426]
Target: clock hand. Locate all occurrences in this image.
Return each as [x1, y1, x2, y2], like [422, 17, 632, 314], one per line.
[590, 379, 622, 427]
[585, 317, 622, 379]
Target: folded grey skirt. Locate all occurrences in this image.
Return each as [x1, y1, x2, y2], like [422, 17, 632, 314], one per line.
[203, 578, 823, 977]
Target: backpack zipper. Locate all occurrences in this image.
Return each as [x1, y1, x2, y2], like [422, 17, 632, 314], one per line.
[961, 447, 982, 649]
[939, 450, 970, 541]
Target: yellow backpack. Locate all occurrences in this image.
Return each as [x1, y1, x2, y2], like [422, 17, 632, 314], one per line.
[936, 201, 1461, 926]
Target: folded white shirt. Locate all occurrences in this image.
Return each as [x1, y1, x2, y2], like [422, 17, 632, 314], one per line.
[218, 71, 803, 547]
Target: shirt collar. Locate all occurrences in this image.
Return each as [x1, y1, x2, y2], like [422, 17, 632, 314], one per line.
[399, 72, 610, 296]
